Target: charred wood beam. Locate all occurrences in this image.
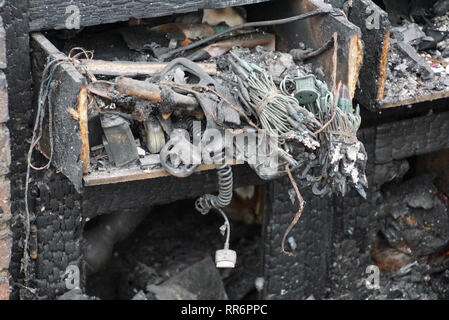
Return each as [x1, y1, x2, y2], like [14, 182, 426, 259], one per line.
[83, 162, 244, 186]
[87, 78, 200, 114]
[113, 77, 163, 102]
[326, 0, 391, 110]
[261, 181, 334, 299]
[81, 164, 262, 218]
[375, 111, 449, 164]
[79, 59, 217, 77]
[28, 0, 271, 31]
[31, 33, 86, 192]
[380, 91, 449, 110]
[261, 127, 375, 300]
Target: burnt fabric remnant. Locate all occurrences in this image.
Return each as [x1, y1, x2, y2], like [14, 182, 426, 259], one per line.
[28, 9, 367, 272]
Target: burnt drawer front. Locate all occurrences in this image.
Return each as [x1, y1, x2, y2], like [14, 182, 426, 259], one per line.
[28, 0, 271, 31]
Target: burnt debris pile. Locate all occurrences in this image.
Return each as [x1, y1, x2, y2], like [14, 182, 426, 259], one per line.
[330, 173, 449, 300]
[79, 35, 368, 199]
[32, 6, 368, 269]
[382, 0, 449, 104]
[21, 8, 373, 298]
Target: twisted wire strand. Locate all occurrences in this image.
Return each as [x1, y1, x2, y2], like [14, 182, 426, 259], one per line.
[195, 164, 233, 214]
[23, 57, 64, 282]
[195, 162, 233, 251]
[245, 72, 301, 138]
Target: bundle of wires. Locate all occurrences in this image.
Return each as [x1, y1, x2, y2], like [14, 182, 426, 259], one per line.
[229, 53, 321, 150]
[300, 78, 368, 198]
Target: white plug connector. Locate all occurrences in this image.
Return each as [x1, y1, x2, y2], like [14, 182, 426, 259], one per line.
[212, 208, 236, 268]
[215, 248, 237, 268]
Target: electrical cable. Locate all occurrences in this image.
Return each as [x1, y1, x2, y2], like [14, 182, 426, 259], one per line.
[195, 158, 235, 267]
[160, 8, 335, 60]
[23, 56, 66, 283]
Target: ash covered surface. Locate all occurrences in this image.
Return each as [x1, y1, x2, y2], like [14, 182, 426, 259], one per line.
[85, 199, 261, 300]
[383, 45, 449, 104]
[328, 239, 445, 300]
[328, 174, 449, 300]
[382, 11, 449, 105]
[216, 46, 313, 82]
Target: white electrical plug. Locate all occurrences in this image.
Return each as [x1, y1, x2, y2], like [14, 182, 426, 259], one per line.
[215, 248, 237, 268]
